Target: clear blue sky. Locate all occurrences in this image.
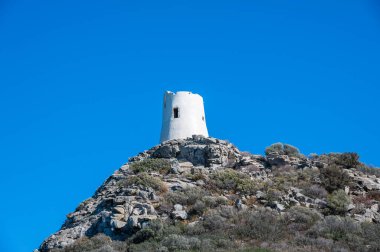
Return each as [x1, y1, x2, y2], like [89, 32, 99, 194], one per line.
[0, 0, 379, 251]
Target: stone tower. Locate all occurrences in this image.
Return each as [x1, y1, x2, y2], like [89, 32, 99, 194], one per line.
[160, 91, 209, 143]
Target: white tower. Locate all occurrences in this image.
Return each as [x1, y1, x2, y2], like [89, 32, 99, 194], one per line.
[160, 91, 209, 143]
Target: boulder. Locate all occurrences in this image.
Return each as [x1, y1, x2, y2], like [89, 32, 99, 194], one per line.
[235, 199, 247, 210]
[274, 202, 285, 211]
[171, 210, 188, 220]
[174, 204, 183, 211]
[267, 154, 290, 167]
[153, 145, 179, 159]
[113, 206, 125, 214]
[111, 219, 127, 229]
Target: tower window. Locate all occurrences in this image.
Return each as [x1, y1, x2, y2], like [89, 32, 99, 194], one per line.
[202, 116, 205, 121]
[173, 107, 179, 118]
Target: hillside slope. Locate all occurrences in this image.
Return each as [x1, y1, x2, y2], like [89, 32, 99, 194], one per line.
[39, 136, 380, 252]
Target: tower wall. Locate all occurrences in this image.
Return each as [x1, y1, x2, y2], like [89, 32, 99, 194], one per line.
[160, 91, 209, 143]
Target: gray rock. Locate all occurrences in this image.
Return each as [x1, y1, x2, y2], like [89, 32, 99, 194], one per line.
[153, 145, 180, 158]
[112, 214, 124, 220]
[169, 159, 182, 174]
[256, 190, 266, 199]
[149, 191, 158, 201]
[113, 206, 125, 214]
[288, 198, 300, 206]
[171, 210, 188, 220]
[371, 204, 379, 212]
[347, 204, 355, 211]
[174, 204, 183, 211]
[132, 208, 143, 215]
[235, 199, 247, 210]
[111, 219, 127, 229]
[196, 180, 205, 186]
[138, 190, 149, 199]
[314, 199, 327, 208]
[275, 202, 285, 211]
[267, 154, 290, 167]
[235, 199, 242, 209]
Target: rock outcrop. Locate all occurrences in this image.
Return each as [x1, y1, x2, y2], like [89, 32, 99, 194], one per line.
[38, 136, 380, 252]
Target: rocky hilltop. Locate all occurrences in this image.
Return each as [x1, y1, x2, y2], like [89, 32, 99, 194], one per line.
[39, 136, 380, 252]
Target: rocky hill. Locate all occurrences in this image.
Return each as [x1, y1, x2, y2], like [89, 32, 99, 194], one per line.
[39, 136, 380, 252]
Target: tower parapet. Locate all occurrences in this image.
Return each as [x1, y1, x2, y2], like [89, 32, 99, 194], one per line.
[160, 91, 209, 143]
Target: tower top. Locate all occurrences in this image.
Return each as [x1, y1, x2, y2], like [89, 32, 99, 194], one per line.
[160, 91, 209, 143]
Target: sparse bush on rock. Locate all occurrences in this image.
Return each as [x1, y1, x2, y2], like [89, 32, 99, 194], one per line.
[308, 216, 362, 246]
[302, 184, 328, 199]
[210, 168, 260, 195]
[130, 158, 171, 174]
[165, 187, 207, 206]
[50, 234, 128, 252]
[121, 172, 167, 193]
[320, 165, 350, 193]
[327, 190, 351, 215]
[317, 152, 360, 169]
[265, 142, 303, 158]
[357, 164, 380, 178]
[284, 206, 321, 232]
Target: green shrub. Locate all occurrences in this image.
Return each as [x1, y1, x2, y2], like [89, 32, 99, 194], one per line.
[233, 208, 285, 241]
[202, 214, 227, 231]
[265, 143, 283, 155]
[362, 222, 380, 251]
[130, 158, 171, 174]
[334, 152, 360, 168]
[283, 144, 301, 157]
[327, 190, 351, 215]
[163, 188, 229, 217]
[320, 165, 350, 193]
[265, 188, 282, 203]
[162, 234, 201, 251]
[302, 184, 328, 199]
[186, 170, 207, 181]
[308, 216, 362, 243]
[265, 142, 302, 157]
[121, 172, 167, 193]
[210, 168, 259, 195]
[165, 187, 207, 206]
[269, 170, 298, 191]
[131, 228, 155, 243]
[357, 164, 380, 178]
[202, 196, 228, 208]
[318, 153, 360, 169]
[190, 200, 207, 215]
[284, 206, 321, 232]
[51, 234, 128, 252]
[128, 240, 161, 252]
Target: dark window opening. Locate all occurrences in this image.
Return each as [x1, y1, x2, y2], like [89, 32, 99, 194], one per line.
[202, 116, 205, 121]
[173, 107, 179, 118]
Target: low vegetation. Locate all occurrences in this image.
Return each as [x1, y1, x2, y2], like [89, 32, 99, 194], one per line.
[119, 172, 167, 193]
[357, 164, 380, 178]
[130, 158, 171, 174]
[265, 142, 303, 158]
[319, 165, 351, 193]
[55, 205, 380, 252]
[160, 187, 228, 217]
[209, 168, 261, 195]
[327, 189, 352, 215]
